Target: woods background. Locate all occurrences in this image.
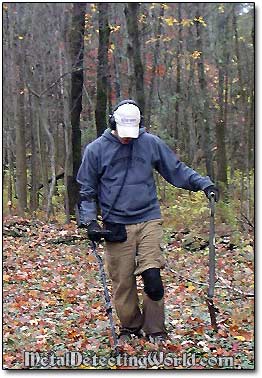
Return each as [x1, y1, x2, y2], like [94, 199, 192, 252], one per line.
[2, 2, 254, 224]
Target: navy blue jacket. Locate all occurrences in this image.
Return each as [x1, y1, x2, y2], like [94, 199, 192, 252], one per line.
[76, 128, 213, 225]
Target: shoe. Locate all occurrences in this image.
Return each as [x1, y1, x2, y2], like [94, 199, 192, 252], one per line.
[146, 332, 167, 344]
[118, 327, 143, 346]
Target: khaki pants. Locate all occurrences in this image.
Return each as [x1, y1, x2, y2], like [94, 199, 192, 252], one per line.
[105, 219, 166, 335]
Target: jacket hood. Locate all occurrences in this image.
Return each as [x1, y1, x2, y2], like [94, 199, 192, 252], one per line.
[102, 127, 146, 143]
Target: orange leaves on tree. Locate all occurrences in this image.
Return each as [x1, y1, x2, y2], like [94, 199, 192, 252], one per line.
[165, 17, 179, 26]
[109, 24, 120, 33]
[218, 4, 225, 13]
[194, 16, 207, 27]
[138, 14, 147, 24]
[156, 64, 166, 77]
[181, 18, 194, 27]
[90, 3, 97, 13]
[145, 37, 159, 45]
[191, 50, 202, 60]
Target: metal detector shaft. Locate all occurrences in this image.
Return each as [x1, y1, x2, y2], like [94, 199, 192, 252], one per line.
[206, 193, 219, 331]
[90, 241, 119, 354]
[208, 194, 216, 298]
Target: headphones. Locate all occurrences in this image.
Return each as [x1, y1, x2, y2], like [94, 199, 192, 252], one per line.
[108, 99, 144, 130]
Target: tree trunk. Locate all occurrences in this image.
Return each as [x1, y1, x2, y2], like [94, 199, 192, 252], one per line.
[113, 49, 122, 102]
[125, 3, 145, 113]
[232, 5, 253, 220]
[214, 10, 230, 190]
[174, 3, 182, 143]
[60, 40, 72, 224]
[68, 2, 85, 215]
[3, 7, 15, 214]
[28, 91, 38, 212]
[195, 4, 214, 179]
[215, 68, 228, 186]
[15, 45, 27, 215]
[232, 5, 247, 172]
[126, 43, 135, 99]
[7, 130, 14, 216]
[95, 2, 110, 137]
[185, 11, 198, 165]
[35, 94, 49, 210]
[146, 4, 164, 126]
[39, 96, 56, 219]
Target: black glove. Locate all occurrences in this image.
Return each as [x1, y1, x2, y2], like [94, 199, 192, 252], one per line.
[87, 220, 112, 242]
[87, 220, 104, 242]
[204, 185, 219, 202]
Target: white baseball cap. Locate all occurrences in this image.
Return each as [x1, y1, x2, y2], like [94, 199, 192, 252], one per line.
[113, 103, 141, 138]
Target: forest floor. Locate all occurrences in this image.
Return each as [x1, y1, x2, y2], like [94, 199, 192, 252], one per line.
[3, 214, 254, 370]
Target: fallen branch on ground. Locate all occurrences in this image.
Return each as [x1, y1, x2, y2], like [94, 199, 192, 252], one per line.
[165, 262, 254, 299]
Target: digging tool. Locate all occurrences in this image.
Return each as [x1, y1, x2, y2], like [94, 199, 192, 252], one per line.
[206, 192, 219, 331]
[90, 240, 119, 355]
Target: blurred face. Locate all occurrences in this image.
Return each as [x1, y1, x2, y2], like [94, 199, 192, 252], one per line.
[118, 137, 132, 144]
[112, 130, 132, 144]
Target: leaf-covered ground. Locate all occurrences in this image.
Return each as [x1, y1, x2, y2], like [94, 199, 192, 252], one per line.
[3, 216, 254, 369]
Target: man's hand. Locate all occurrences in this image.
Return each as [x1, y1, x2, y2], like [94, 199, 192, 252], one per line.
[204, 185, 219, 202]
[87, 220, 104, 242]
[86, 220, 112, 242]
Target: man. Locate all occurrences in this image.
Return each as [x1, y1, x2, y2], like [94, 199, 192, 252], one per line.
[77, 99, 219, 344]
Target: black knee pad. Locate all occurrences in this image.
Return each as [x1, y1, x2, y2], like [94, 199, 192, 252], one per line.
[141, 268, 164, 301]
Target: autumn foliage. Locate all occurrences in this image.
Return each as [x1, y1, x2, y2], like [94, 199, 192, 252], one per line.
[3, 201, 254, 369]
